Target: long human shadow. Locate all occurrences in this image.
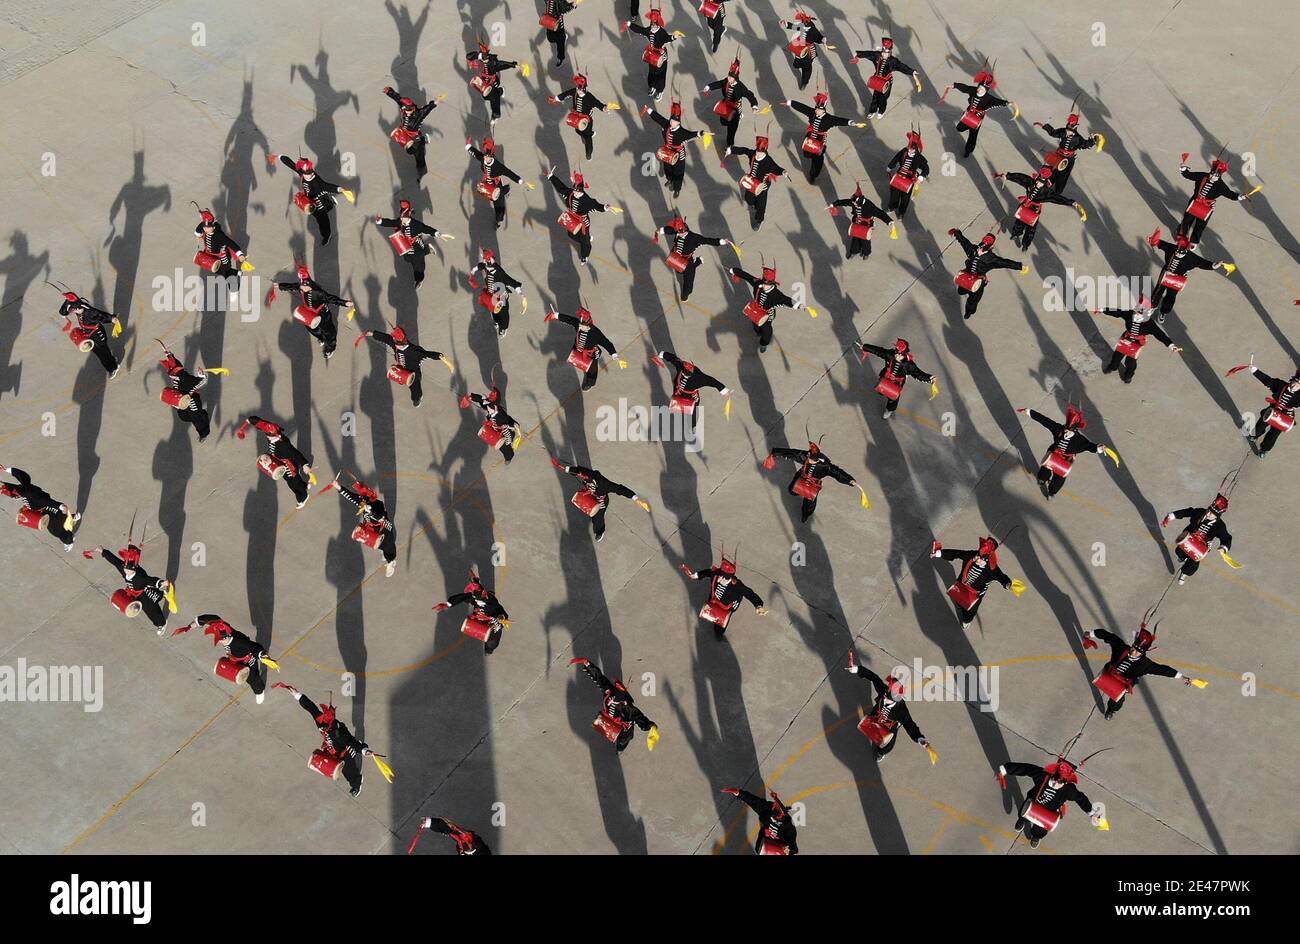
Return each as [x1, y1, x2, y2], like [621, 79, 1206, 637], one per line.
[275, 230, 316, 463]
[312, 411, 370, 740]
[382, 0, 437, 195]
[0, 232, 49, 404]
[288, 45, 360, 454]
[531, 416, 647, 854]
[73, 262, 110, 516]
[241, 357, 279, 649]
[106, 148, 171, 372]
[203, 69, 270, 430]
[358, 274, 399, 518]
[149, 332, 198, 581]
[1138, 687, 1229, 853]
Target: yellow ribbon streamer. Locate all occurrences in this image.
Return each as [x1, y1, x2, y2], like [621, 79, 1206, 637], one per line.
[307, 471, 319, 487]
[1222, 262, 1236, 274]
[807, 306, 819, 318]
[617, 358, 628, 369]
[1094, 132, 1106, 152]
[1103, 446, 1121, 468]
[889, 222, 898, 240]
[372, 754, 395, 782]
[521, 63, 531, 77]
[731, 243, 743, 258]
[341, 189, 356, 204]
[758, 104, 772, 115]
[724, 397, 732, 421]
[240, 260, 256, 272]
[520, 296, 529, 315]
[701, 131, 713, 151]
[858, 486, 871, 510]
[606, 101, 622, 110]
[1009, 579, 1028, 597]
[260, 657, 280, 671]
[1219, 548, 1243, 569]
[204, 367, 230, 376]
[164, 582, 179, 614]
[926, 744, 939, 765]
[1076, 204, 1088, 222]
[1096, 817, 1111, 832]
[636, 499, 652, 513]
[112, 321, 123, 338]
[1190, 678, 1209, 689]
[929, 381, 940, 400]
[646, 725, 661, 751]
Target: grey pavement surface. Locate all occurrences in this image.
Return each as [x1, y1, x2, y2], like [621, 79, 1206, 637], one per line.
[0, 0, 1297, 855]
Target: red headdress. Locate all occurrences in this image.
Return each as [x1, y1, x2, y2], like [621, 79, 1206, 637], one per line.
[295, 157, 315, 174]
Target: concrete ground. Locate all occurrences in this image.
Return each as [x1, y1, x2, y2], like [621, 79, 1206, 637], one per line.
[0, 0, 1296, 855]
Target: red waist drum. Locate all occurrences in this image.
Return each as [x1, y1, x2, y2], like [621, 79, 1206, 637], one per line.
[848, 221, 872, 240]
[699, 0, 721, 17]
[857, 716, 898, 747]
[16, 507, 48, 530]
[960, 108, 985, 129]
[666, 251, 691, 273]
[193, 250, 224, 272]
[787, 40, 812, 59]
[476, 179, 501, 202]
[557, 210, 586, 235]
[309, 749, 343, 780]
[947, 581, 979, 611]
[889, 171, 916, 192]
[1041, 450, 1074, 477]
[699, 599, 733, 627]
[111, 588, 143, 618]
[758, 837, 791, 855]
[69, 325, 96, 352]
[294, 304, 324, 330]
[214, 656, 250, 685]
[1045, 148, 1072, 170]
[1114, 334, 1147, 359]
[388, 232, 416, 256]
[1159, 271, 1186, 292]
[743, 300, 771, 325]
[1093, 669, 1133, 702]
[386, 363, 415, 387]
[351, 522, 385, 548]
[1177, 532, 1209, 561]
[792, 474, 822, 500]
[1187, 197, 1214, 221]
[801, 134, 825, 156]
[657, 144, 684, 165]
[538, 13, 559, 30]
[642, 44, 666, 68]
[867, 73, 892, 93]
[712, 99, 738, 120]
[739, 174, 769, 195]
[390, 127, 419, 148]
[1023, 801, 1061, 832]
[565, 111, 591, 131]
[571, 489, 604, 517]
[256, 454, 290, 480]
[478, 289, 507, 313]
[461, 614, 495, 642]
[469, 74, 496, 96]
[874, 376, 903, 401]
[478, 422, 508, 449]
[293, 191, 314, 213]
[1266, 407, 1295, 432]
[954, 271, 984, 292]
[160, 388, 194, 410]
[567, 346, 595, 373]
[1015, 202, 1041, 226]
[670, 392, 700, 414]
[593, 712, 631, 742]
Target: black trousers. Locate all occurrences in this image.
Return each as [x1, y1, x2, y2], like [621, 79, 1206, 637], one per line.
[1149, 284, 1179, 315]
[956, 594, 983, 625]
[847, 235, 872, 259]
[662, 158, 685, 196]
[568, 228, 593, 261]
[786, 476, 817, 521]
[792, 56, 813, 89]
[1011, 219, 1039, 249]
[867, 86, 893, 115]
[958, 283, 985, 318]
[581, 359, 600, 390]
[707, 14, 725, 52]
[591, 506, 608, 538]
[577, 126, 594, 159]
[1251, 412, 1287, 454]
[1036, 466, 1066, 498]
[177, 402, 212, 439]
[1103, 349, 1138, 383]
[1178, 211, 1209, 243]
[752, 318, 774, 350]
[405, 247, 427, 287]
[90, 336, 118, 374]
[405, 137, 428, 177]
[139, 594, 167, 629]
[245, 661, 267, 696]
[285, 472, 310, 504]
[805, 151, 826, 183]
[679, 257, 700, 300]
[310, 209, 333, 244]
[955, 121, 980, 157]
[306, 312, 338, 357]
[42, 508, 76, 544]
[744, 189, 769, 225]
[486, 88, 503, 121]
[1174, 544, 1202, 578]
[378, 527, 397, 564]
[646, 63, 667, 96]
[406, 368, 423, 406]
[887, 186, 913, 218]
[720, 114, 740, 148]
[546, 28, 567, 63]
